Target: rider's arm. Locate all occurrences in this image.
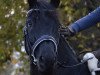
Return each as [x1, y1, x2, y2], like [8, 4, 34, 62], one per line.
[68, 6, 100, 34]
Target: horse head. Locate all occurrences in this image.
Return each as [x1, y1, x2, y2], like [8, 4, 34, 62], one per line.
[25, 0, 60, 74]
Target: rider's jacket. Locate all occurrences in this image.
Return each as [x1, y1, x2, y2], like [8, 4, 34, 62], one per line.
[68, 6, 100, 33]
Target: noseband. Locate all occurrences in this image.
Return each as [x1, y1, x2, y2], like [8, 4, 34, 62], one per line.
[31, 35, 58, 64]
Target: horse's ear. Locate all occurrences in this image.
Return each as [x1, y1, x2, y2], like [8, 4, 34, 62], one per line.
[28, 0, 37, 9]
[50, 0, 60, 8]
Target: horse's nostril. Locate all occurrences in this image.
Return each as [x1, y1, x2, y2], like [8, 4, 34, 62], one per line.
[40, 56, 45, 61]
[53, 56, 57, 61]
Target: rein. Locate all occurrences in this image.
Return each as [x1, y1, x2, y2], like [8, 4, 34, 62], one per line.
[57, 57, 93, 68]
[56, 37, 93, 68]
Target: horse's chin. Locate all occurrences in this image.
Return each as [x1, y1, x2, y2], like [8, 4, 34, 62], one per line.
[38, 67, 46, 72]
[39, 68, 53, 75]
[37, 56, 56, 73]
[38, 62, 54, 75]
[38, 64, 53, 73]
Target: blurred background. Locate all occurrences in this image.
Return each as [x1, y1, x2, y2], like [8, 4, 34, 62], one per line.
[0, 0, 100, 75]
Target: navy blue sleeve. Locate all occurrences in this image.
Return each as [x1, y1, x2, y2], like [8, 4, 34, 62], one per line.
[68, 6, 100, 33]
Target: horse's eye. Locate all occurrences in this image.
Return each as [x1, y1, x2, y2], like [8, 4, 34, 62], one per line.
[28, 22, 32, 27]
[40, 56, 45, 62]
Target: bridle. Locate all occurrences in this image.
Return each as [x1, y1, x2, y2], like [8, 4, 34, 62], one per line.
[24, 8, 58, 65]
[57, 57, 93, 68]
[24, 8, 92, 69]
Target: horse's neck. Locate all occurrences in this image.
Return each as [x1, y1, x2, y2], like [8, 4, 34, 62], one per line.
[58, 36, 79, 66]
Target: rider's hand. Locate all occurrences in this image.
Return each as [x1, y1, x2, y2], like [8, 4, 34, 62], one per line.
[59, 26, 75, 38]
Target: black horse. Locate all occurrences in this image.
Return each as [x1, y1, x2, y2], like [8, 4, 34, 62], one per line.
[24, 0, 60, 75]
[24, 0, 99, 75]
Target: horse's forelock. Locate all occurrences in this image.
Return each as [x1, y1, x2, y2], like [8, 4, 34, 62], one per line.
[26, 0, 60, 46]
[28, 0, 60, 10]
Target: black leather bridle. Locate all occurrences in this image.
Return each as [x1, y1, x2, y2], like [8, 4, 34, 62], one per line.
[23, 8, 59, 65]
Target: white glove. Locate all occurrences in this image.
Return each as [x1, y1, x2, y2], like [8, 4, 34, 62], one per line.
[83, 53, 100, 75]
